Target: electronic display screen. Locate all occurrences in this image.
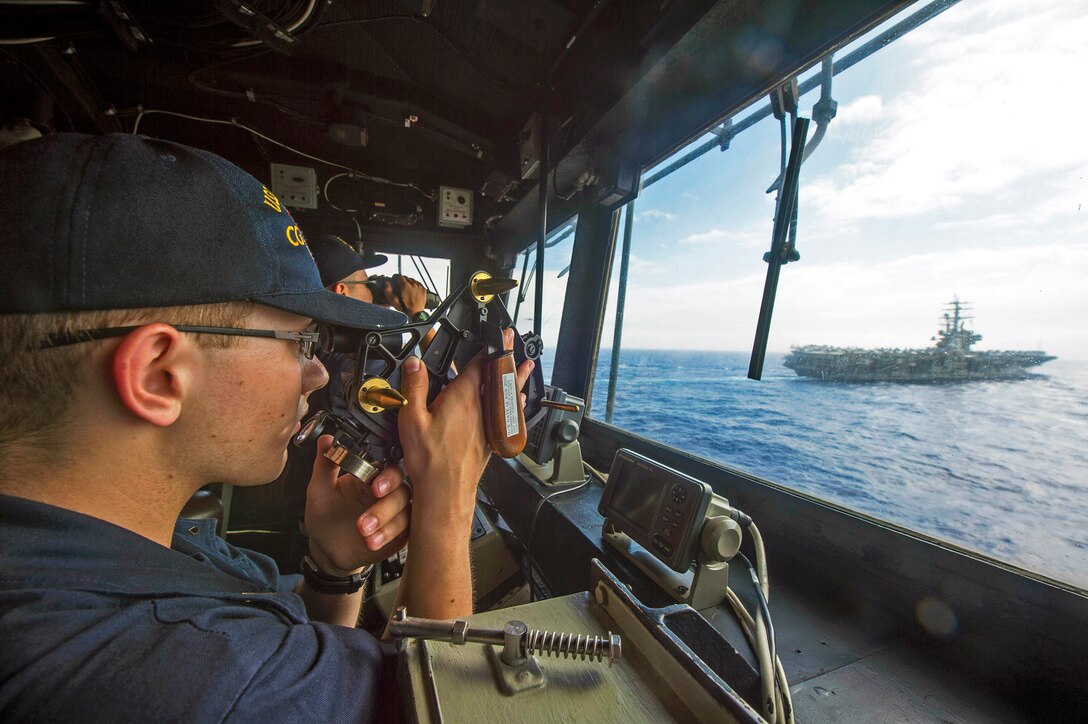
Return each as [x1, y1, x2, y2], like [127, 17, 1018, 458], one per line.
[606, 460, 663, 536]
[600, 449, 714, 572]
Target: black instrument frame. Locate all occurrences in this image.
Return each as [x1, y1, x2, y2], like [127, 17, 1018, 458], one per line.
[297, 273, 546, 471]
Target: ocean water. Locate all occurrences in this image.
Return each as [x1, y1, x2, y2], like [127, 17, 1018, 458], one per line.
[554, 349, 1088, 590]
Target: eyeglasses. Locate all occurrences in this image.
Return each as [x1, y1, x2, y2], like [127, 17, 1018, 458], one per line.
[39, 325, 321, 359]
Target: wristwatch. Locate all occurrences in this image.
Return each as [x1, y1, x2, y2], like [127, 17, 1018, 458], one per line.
[411, 310, 430, 323]
[300, 554, 373, 595]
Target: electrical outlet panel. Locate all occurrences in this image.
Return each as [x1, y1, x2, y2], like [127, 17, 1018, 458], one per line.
[438, 186, 473, 228]
[270, 163, 318, 209]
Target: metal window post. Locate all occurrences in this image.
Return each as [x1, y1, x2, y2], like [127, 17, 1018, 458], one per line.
[606, 199, 636, 423]
[535, 89, 549, 336]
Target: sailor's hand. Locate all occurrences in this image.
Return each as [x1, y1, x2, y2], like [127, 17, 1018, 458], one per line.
[304, 434, 410, 572]
[398, 328, 534, 522]
[383, 274, 427, 317]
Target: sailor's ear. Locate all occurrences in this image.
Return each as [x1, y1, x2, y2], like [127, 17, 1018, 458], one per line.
[110, 324, 190, 427]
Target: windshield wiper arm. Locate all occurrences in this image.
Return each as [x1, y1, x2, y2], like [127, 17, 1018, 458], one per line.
[749, 115, 810, 381]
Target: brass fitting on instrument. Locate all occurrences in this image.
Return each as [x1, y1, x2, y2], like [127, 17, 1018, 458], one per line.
[357, 377, 407, 414]
[470, 271, 518, 303]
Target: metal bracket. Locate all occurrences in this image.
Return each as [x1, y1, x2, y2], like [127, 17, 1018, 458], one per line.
[486, 645, 546, 695]
[710, 118, 735, 151]
[601, 494, 737, 610]
[518, 438, 585, 486]
[388, 606, 620, 688]
[602, 525, 730, 610]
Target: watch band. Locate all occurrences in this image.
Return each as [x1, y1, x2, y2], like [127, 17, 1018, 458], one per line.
[301, 554, 372, 595]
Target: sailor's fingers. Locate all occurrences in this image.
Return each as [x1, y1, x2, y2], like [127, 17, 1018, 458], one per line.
[356, 484, 411, 550]
[370, 463, 406, 499]
[362, 512, 409, 554]
[505, 328, 535, 394]
[516, 359, 534, 392]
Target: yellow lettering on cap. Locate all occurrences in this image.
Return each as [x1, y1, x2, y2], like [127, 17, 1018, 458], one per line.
[286, 225, 306, 247]
[262, 186, 283, 213]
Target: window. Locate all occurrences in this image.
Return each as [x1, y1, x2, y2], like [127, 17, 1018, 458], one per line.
[366, 253, 451, 302]
[590, 0, 1088, 589]
[512, 217, 579, 365]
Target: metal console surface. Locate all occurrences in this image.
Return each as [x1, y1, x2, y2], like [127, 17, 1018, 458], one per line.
[481, 454, 1058, 721]
[395, 560, 761, 724]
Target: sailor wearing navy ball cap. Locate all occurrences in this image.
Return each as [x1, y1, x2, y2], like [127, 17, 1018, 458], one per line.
[0, 132, 533, 721]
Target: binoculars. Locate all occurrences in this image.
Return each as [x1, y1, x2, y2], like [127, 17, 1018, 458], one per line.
[365, 275, 441, 310]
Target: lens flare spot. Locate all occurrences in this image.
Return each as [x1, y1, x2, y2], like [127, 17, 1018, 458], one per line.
[915, 595, 959, 637]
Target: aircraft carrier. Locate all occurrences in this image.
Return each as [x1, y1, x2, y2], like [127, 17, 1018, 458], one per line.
[783, 299, 1055, 382]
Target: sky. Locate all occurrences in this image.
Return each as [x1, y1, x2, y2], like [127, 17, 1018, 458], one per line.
[516, 0, 1088, 360]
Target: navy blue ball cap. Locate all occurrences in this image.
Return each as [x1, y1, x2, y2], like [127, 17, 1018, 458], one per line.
[0, 133, 407, 329]
[309, 234, 388, 287]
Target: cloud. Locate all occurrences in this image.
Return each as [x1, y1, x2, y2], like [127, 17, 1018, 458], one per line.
[682, 191, 701, 201]
[804, 1, 1088, 224]
[545, 2, 1088, 360]
[636, 208, 676, 221]
[931, 212, 1026, 232]
[678, 229, 728, 245]
[677, 227, 769, 249]
[598, 274, 769, 352]
[833, 95, 883, 125]
[627, 254, 663, 274]
[594, 242, 1088, 358]
[772, 242, 1088, 357]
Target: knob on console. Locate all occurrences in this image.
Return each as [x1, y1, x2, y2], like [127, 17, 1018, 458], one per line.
[701, 516, 743, 562]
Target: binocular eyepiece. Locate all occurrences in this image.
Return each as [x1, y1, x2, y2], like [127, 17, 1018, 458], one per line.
[366, 275, 440, 309]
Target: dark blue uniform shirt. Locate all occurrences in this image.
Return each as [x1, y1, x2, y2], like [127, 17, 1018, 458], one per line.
[0, 493, 382, 722]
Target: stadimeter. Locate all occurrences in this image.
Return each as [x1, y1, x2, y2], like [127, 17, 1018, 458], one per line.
[599, 449, 744, 610]
[295, 271, 547, 482]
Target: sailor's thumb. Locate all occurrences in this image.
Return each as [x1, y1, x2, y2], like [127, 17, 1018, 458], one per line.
[399, 356, 430, 428]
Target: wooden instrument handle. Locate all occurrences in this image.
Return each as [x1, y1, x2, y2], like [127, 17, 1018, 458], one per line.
[482, 351, 527, 457]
